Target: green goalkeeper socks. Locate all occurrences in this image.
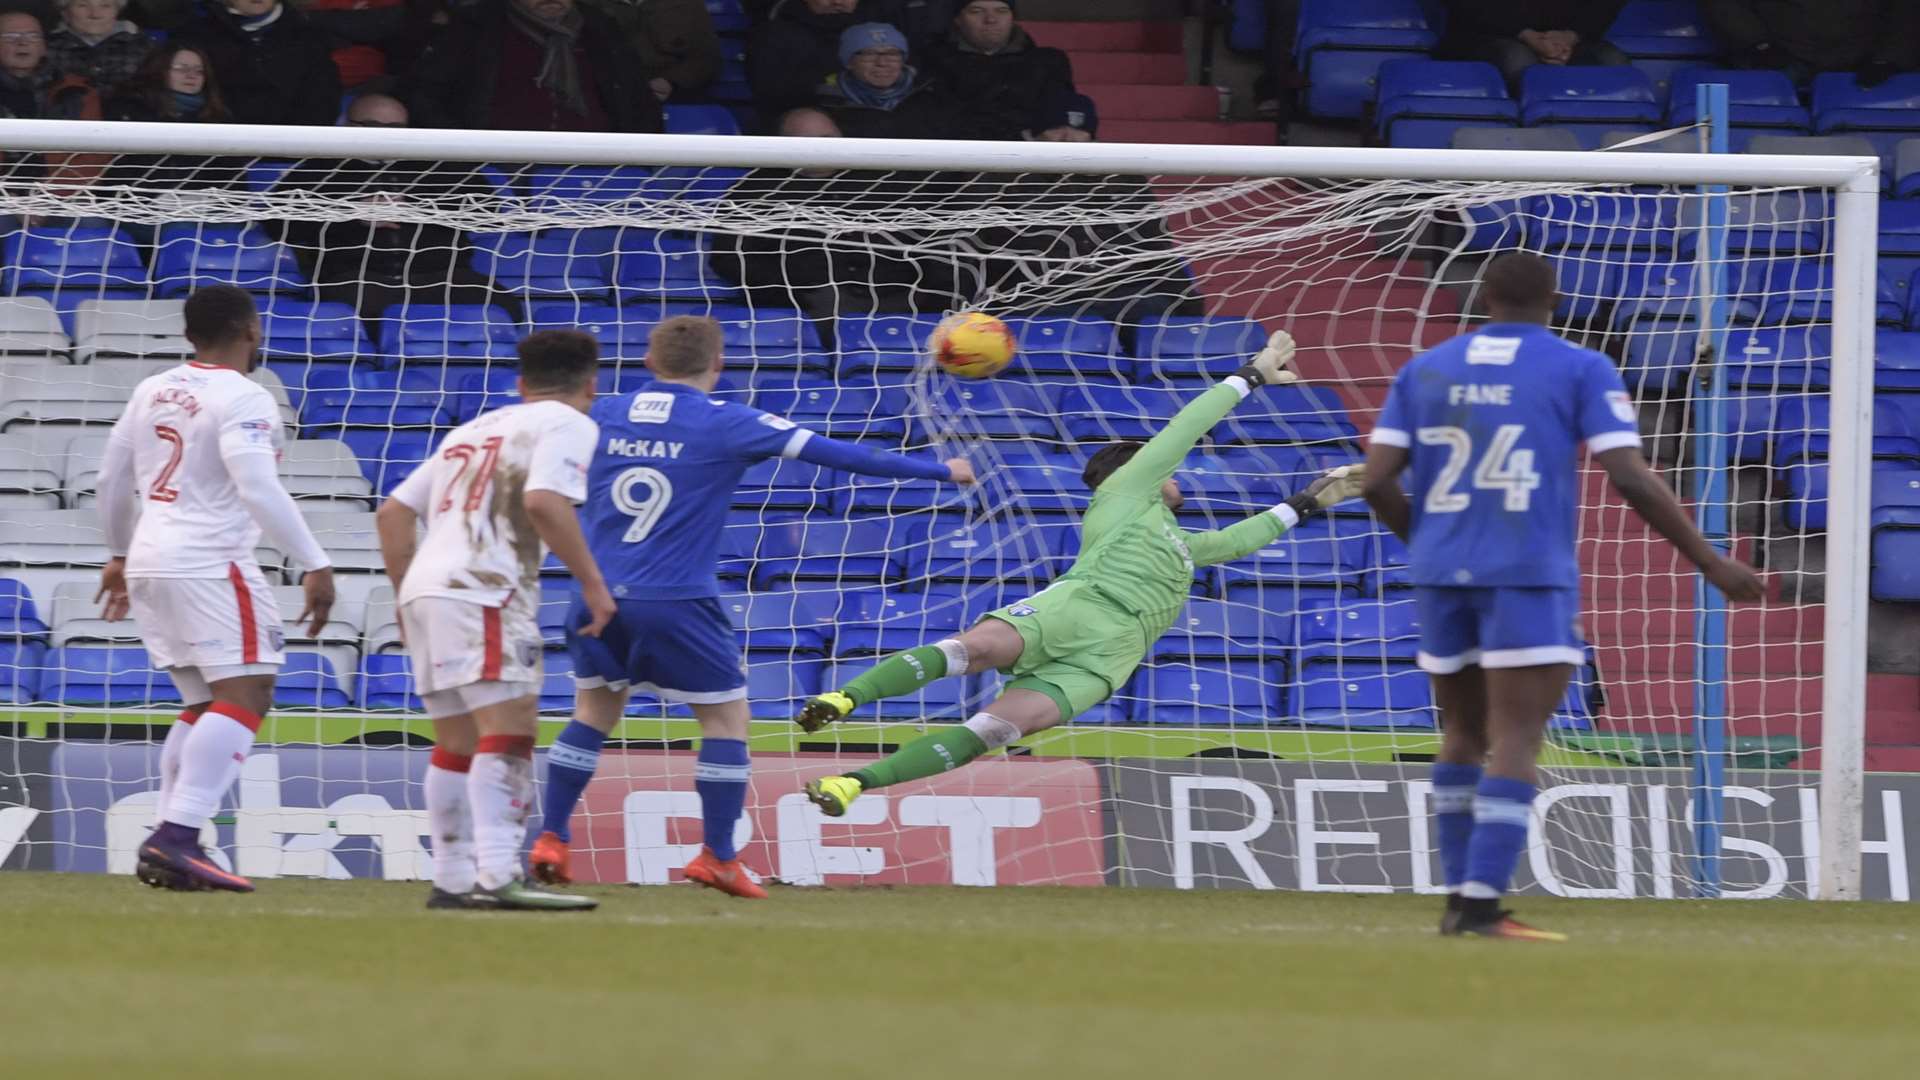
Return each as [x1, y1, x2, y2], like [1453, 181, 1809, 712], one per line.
[840, 644, 950, 708]
[850, 726, 988, 791]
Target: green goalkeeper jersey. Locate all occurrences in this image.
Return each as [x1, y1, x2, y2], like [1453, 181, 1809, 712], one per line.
[1059, 380, 1296, 636]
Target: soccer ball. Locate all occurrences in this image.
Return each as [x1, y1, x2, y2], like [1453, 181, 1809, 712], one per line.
[931, 312, 1016, 378]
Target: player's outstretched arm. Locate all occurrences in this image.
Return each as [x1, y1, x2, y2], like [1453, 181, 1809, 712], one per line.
[1596, 447, 1766, 601]
[1186, 466, 1368, 566]
[525, 490, 617, 637]
[1105, 331, 1299, 498]
[789, 432, 974, 485]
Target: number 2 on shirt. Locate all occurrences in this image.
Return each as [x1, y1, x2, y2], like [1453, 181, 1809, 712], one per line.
[1417, 423, 1541, 512]
[439, 435, 503, 512]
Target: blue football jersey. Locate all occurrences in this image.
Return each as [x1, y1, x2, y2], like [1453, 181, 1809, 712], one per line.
[1371, 323, 1642, 589]
[583, 382, 806, 600]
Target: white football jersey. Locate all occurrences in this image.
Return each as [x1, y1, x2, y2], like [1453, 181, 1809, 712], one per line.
[390, 399, 598, 613]
[110, 362, 287, 578]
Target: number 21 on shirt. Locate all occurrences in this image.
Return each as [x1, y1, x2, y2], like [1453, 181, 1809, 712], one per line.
[1417, 423, 1541, 512]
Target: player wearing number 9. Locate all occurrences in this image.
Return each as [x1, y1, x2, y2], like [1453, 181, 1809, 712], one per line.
[1362, 253, 1764, 942]
[529, 315, 976, 896]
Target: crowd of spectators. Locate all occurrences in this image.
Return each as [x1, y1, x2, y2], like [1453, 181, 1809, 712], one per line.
[0, 0, 1098, 145]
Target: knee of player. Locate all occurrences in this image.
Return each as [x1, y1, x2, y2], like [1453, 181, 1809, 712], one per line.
[955, 622, 1023, 673]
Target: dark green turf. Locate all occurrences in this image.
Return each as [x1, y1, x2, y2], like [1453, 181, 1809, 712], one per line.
[0, 873, 1913, 1079]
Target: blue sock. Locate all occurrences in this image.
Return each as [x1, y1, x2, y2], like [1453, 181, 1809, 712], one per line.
[1464, 776, 1537, 898]
[539, 720, 606, 844]
[695, 738, 750, 862]
[1431, 762, 1482, 890]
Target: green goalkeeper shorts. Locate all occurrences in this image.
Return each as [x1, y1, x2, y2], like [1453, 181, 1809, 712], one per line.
[981, 579, 1149, 722]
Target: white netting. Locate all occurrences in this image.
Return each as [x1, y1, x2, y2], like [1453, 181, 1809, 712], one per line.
[0, 137, 1878, 899]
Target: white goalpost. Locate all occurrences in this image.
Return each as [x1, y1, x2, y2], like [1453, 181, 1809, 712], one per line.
[0, 118, 1879, 901]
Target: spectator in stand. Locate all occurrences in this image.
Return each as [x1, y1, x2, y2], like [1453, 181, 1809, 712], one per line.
[1436, 1, 1629, 90]
[275, 92, 517, 328]
[176, 0, 341, 126]
[584, 0, 720, 102]
[105, 41, 229, 122]
[407, 0, 663, 133]
[818, 21, 950, 138]
[47, 0, 152, 100]
[747, 0, 909, 118]
[921, 0, 1078, 141]
[294, 0, 418, 91]
[0, 10, 50, 118]
[1705, 1, 1920, 85]
[1251, 0, 1299, 137]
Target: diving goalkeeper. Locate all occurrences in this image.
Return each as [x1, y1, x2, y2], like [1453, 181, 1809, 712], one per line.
[799, 331, 1366, 816]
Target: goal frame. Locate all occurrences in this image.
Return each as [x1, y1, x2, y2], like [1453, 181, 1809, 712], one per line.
[0, 118, 1880, 900]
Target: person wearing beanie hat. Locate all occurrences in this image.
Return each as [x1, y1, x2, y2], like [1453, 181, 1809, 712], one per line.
[748, 0, 915, 119]
[1031, 87, 1095, 141]
[818, 18, 956, 135]
[923, 0, 1078, 141]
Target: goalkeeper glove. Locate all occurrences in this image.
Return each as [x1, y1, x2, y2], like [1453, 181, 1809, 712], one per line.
[1286, 464, 1368, 519]
[1234, 330, 1299, 388]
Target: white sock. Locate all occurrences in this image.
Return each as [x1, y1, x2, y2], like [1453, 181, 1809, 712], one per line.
[468, 737, 534, 891]
[154, 712, 197, 826]
[164, 703, 258, 830]
[425, 754, 477, 894]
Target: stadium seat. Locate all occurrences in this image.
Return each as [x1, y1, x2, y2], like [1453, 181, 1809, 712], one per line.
[537, 656, 576, 713]
[357, 653, 421, 711]
[1296, 664, 1435, 728]
[0, 509, 110, 567]
[612, 230, 739, 302]
[1136, 659, 1282, 724]
[1876, 327, 1920, 388]
[1611, 260, 1764, 329]
[300, 375, 457, 430]
[525, 165, 665, 208]
[71, 299, 191, 364]
[751, 517, 923, 589]
[1374, 60, 1517, 149]
[258, 298, 371, 362]
[1897, 139, 1920, 199]
[270, 584, 361, 647]
[0, 443, 61, 509]
[1295, 0, 1439, 120]
[836, 313, 943, 374]
[1620, 319, 1700, 393]
[49, 579, 140, 646]
[362, 586, 401, 655]
[1667, 70, 1811, 144]
[1812, 72, 1920, 134]
[0, 640, 46, 703]
[1881, 199, 1920, 256]
[733, 458, 829, 513]
[1219, 384, 1360, 445]
[1002, 315, 1126, 378]
[1528, 191, 1676, 253]
[1724, 325, 1829, 391]
[743, 656, 824, 718]
[1295, 599, 1420, 670]
[1872, 505, 1920, 600]
[1676, 191, 1830, 258]
[275, 652, 353, 710]
[1774, 396, 1920, 464]
[0, 224, 148, 295]
[336, 428, 438, 495]
[1217, 519, 1358, 608]
[0, 577, 49, 637]
[299, 510, 386, 573]
[1606, 1, 1720, 59]
[45, 645, 181, 706]
[1055, 384, 1184, 441]
[152, 223, 310, 297]
[470, 228, 617, 300]
[906, 516, 1071, 589]
[282, 439, 377, 510]
[993, 454, 1092, 518]
[717, 589, 839, 655]
[752, 378, 908, 444]
[1151, 597, 1291, 660]
[0, 296, 70, 359]
[374, 303, 521, 363]
[1875, 469, 1920, 510]
[928, 376, 1063, 441]
[1134, 315, 1267, 383]
[662, 104, 743, 135]
[1452, 127, 1583, 152]
[1519, 66, 1660, 132]
[831, 587, 969, 658]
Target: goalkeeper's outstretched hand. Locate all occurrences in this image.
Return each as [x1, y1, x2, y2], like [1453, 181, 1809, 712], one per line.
[1247, 330, 1299, 386]
[1304, 464, 1367, 509]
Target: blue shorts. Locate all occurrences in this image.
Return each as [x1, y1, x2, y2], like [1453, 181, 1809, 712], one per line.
[1413, 586, 1586, 674]
[566, 595, 747, 703]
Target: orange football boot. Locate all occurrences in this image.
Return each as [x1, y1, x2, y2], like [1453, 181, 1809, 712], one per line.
[682, 847, 767, 899]
[529, 831, 572, 886]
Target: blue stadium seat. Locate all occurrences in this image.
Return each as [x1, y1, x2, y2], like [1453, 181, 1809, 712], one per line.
[45, 645, 180, 706]
[447, 369, 519, 423]
[1780, 460, 1917, 531]
[1056, 384, 1184, 441]
[1612, 260, 1762, 329]
[734, 458, 829, 513]
[375, 303, 521, 362]
[1881, 199, 1920, 258]
[1728, 392, 1802, 463]
[358, 654, 421, 711]
[823, 659, 968, 720]
[1620, 320, 1699, 393]
[526, 165, 664, 207]
[612, 230, 738, 302]
[300, 371, 458, 429]
[829, 588, 968, 657]
[1724, 325, 1829, 391]
[1137, 659, 1283, 724]
[1296, 665, 1435, 728]
[1219, 384, 1360, 445]
[470, 228, 617, 299]
[1528, 191, 1676, 252]
[244, 158, 298, 193]
[259, 298, 371, 362]
[1174, 458, 1287, 518]
[338, 427, 438, 495]
[1519, 66, 1660, 127]
[713, 589, 837, 655]
[752, 378, 908, 443]
[1375, 60, 1517, 149]
[1871, 505, 1920, 600]
[1773, 396, 1920, 464]
[1667, 68, 1810, 134]
[1134, 315, 1267, 382]
[534, 303, 652, 360]
[152, 223, 309, 297]
[1812, 72, 1920, 134]
[751, 517, 922, 589]
[1295, 0, 1438, 120]
[1217, 518, 1359, 608]
[646, 166, 749, 203]
[836, 313, 942, 374]
[0, 641, 45, 703]
[1875, 469, 1920, 509]
[713, 511, 789, 584]
[1296, 599, 1420, 669]
[663, 104, 743, 135]
[274, 653, 352, 710]
[1876, 327, 1920, 388]
[0, 225, 148, 294]
[1751, 258, 1905, 325]
[1002, 315, 1124, 377]
[0, 578, 49, 638]
[995, 454, 1091, 517]
[1199, 444, 1321, 495]
[928, 376, 1063, 440]
[1675, 192, 1830, 258]
[1897, 139, 1920, 199]
[1227, 0, 1268, 52]
[745, 656, 825, 718]
[1606, 2, 1720, 58]
[907, 516, 1072, 588]
[1152, 597, 1291, 660]
[535, 655, 576, 712]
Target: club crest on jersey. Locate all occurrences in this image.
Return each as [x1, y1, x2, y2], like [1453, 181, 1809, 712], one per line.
[627, 393, 676, 424]
[1606, 390, 1637, 423]
[517, 640, 540, 667]
[267, 628, 285, 650]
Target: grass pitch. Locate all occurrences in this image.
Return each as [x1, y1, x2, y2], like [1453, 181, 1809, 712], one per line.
[1, 874, 1914, 1079]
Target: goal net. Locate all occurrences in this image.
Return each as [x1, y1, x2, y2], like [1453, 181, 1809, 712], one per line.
[0, 123, 1884, 900]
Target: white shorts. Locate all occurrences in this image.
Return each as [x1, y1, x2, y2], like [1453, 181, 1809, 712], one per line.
[398, 595, 544, 699]
[128, 564, 285, 676]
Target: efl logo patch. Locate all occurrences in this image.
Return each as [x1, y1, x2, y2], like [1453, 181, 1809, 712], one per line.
[1007, 603, 1037, 617]
[757, 413, 797, 431]
[627, 393, 675, 425]
[1606, 390, 1637, 423]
